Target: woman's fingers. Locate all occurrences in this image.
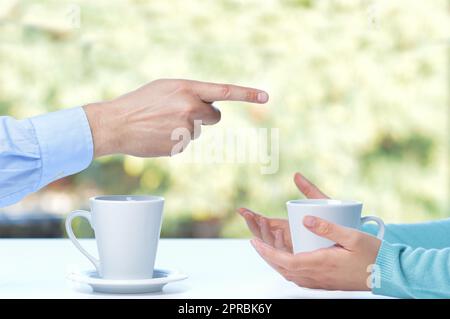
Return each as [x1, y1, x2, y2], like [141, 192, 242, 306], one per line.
[237, 208, 262, 238]
[238, 208, 290, 248]
[250, 239, 288, 275]
[274, 229, 289, 252]
[260, 218, 275, 246]
[293, 172, 329, 199]
[238, 207, 261, 218]
[245, 215, 262, 239]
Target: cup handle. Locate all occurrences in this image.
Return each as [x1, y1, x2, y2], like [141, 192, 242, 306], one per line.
[65, 210, 100, 274]
[360, 216, 385, 240]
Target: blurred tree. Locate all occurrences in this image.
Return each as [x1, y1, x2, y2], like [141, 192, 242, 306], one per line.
[0, 0, 448, 237]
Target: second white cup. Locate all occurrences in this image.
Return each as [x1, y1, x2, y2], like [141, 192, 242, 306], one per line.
[65, 195, 164, 280]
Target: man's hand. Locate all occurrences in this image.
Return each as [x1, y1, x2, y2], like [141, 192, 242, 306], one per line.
[238, 172, 328, 252]
[83, 79, 269, 157]
[240, 172, 381, 291]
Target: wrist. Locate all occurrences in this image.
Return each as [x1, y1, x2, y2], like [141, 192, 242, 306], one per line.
[83, 101, 123, 157]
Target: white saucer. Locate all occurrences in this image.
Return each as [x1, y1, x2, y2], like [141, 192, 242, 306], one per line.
[67, 268, 188, 294]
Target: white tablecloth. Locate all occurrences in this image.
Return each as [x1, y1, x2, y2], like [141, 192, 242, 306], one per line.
[0, 239, 389, 298]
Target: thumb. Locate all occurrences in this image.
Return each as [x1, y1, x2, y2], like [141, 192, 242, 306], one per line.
[303, 216, 360, 249]
[294, 172, 328, 199]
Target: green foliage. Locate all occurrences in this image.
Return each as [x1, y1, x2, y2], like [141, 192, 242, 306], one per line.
[0, 0, 448, 237]
[360, 133, 434, 168]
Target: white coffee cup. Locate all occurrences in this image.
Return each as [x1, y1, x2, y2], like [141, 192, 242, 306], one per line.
[65, 195, 164, 280]
[287, 199, 384, 254]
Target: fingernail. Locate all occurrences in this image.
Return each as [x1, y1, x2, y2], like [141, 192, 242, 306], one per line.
[257, 92, 269, 103]
[303, 216, 316, 228]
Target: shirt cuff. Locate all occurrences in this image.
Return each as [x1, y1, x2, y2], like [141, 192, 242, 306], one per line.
[30, 106, 94, 190]
[371, 240, 399, 296]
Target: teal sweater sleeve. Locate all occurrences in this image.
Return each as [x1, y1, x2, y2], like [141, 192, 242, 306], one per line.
[362, 219, 450, 298]
[363, 219, 450, 249]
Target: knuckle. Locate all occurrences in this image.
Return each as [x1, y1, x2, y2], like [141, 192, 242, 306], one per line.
[220, 84, 232, 99]
[176, 80, 190, 90]
[348, 231, 363, 246]
[246, 90, 258, 102]
[176, 85, 192, 96]
[186, 103, 197, 114]
[316, 221, 333, 236]
[304, 185, 314, 197]
[181, 104, 197, 119]
[178, 87, 191, 95]
[181, 110, 191, 121]
[314, 249, 328, 263]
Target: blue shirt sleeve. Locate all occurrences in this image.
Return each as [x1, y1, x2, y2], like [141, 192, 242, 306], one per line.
[0, 106, 93, 207]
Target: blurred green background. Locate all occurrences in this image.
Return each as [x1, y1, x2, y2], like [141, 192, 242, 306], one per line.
[0, 0, 448, 238]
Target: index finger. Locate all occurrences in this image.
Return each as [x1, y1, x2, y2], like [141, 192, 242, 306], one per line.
[251, 238, 318, 270]
[192, 81, 269, 104]
[237, 208, 262, 239]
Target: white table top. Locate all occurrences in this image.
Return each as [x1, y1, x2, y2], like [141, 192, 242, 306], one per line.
[0, 239, 388, 299]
